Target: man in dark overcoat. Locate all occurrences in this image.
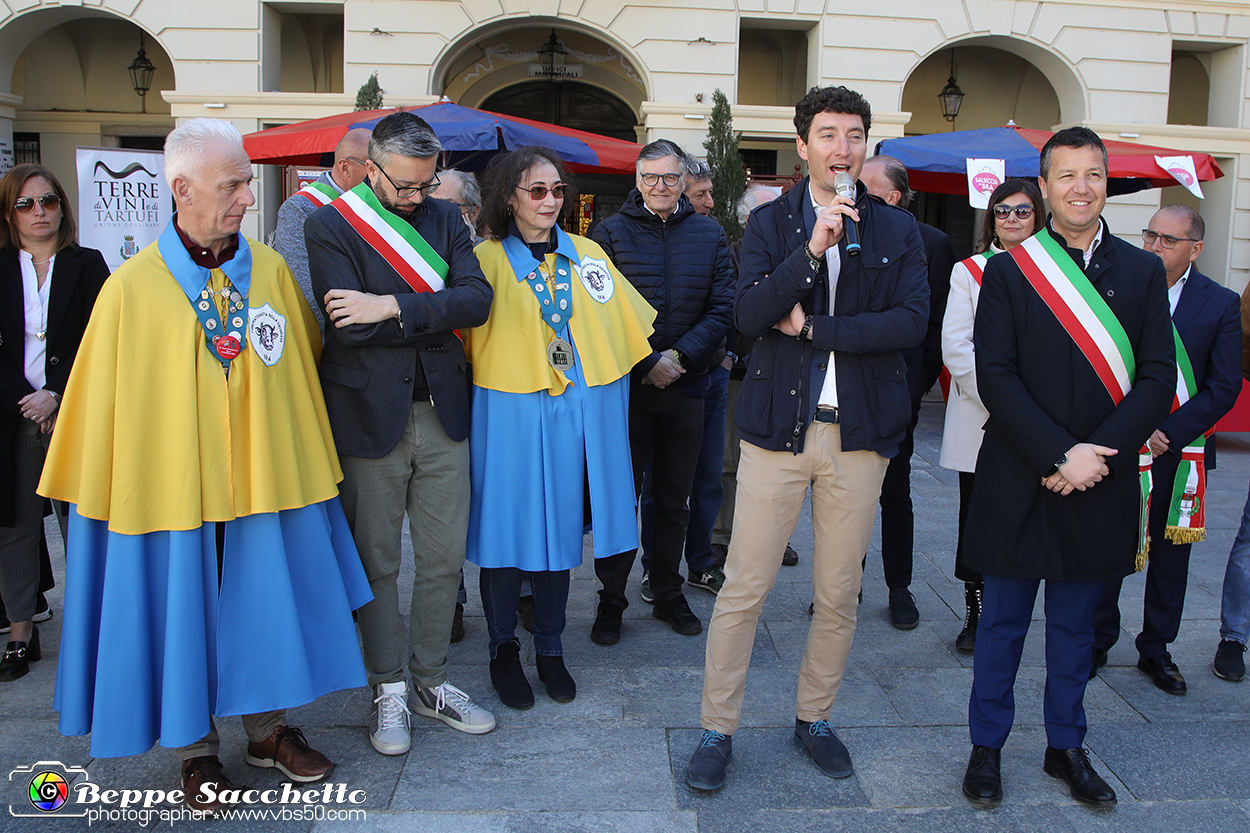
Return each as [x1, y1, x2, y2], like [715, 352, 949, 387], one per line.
[959, 127, 1175, 808]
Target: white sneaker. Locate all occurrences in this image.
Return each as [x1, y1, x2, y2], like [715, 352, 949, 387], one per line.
[370, 681, 412, 755]
[412, 681, 496, 735]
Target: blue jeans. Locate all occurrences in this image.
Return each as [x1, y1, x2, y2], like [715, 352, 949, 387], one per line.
[479, 568, 569, 657]
[1220, 476, 1250, 645]
[640, 364, 728, 576]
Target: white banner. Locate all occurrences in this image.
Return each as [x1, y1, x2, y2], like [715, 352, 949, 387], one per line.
[76, 147, 171, 271]
[966, 158, 1006, 209]
[1155, 155, 1205, 199]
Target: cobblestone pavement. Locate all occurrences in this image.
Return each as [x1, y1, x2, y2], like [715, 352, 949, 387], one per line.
[5, 397, 1249, 831]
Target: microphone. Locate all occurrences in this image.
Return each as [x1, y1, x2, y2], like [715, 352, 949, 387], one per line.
[833, 172, 861, 258]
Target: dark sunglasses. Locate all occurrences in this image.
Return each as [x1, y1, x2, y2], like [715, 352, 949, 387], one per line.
[992, 203, 1034, 220]
[14, 194, 61, 214]
[516, 184, 567, 200]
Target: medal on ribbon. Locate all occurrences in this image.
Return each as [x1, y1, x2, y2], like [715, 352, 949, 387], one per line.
[523, 255, 576, 372]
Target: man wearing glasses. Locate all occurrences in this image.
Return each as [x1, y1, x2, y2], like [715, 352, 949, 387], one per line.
[588, 139, 734, 644]
[304, 111, 495, 756]
[1091, 205, 1241, 694]
[273, 127, 372, 334]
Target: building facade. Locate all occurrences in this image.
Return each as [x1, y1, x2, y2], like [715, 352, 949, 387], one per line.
[2, 0, 1248, 287]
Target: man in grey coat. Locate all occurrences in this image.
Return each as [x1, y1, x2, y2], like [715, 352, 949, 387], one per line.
[304, 112, 495, 758]
[273, 127, 371, 332]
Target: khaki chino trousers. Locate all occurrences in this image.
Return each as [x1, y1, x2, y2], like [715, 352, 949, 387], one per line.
[702, 422, 888, 734]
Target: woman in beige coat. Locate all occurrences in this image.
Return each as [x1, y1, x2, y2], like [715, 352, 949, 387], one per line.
[940, 178, 1044, 651]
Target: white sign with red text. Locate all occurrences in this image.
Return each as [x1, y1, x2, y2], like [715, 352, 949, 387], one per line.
[966, 158, 1005, 210]
[1155, 155, 1204, 199]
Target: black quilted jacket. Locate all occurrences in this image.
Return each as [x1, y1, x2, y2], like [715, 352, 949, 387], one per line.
[591, 190, 734, 394]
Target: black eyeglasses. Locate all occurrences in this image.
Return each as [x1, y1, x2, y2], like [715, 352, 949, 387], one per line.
[515, 184, 567, 201]
[1142, 229, 1199, 249]
[640, 172, 683, 188]
[14, 194, 60, 214]
[374, 163, 440, 199]
[992, 203, 1034, 220]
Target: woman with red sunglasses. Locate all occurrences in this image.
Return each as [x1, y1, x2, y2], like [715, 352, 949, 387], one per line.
[940, 178, 1046, 653]
[464, 147, 655, 710]
[0, 164, 108, 680]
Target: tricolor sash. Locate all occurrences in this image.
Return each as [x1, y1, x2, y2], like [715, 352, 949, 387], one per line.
[1165, 326, 1207, 543]
[296, 181, 338, 209]
[963, 251, 992, 287]
[1010, 231, 1153, 569]
[330, 182, 459, 340]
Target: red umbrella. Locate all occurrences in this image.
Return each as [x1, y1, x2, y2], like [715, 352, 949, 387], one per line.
[876, 125, 1224, 196]
[242, 102, 642, 175]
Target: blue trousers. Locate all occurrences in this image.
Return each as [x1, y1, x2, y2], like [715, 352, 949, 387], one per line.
[479, 568, 569, 658]
[640, 364, 728, 576]
[969, 575, 1102, 750]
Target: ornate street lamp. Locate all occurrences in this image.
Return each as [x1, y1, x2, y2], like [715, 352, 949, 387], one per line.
[128, 33, 156, 98]
[938, 48, 965, 123]
[537, 30, 567, 79]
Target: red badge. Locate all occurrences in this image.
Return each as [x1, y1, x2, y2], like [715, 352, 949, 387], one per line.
[216, 336, 242, 360]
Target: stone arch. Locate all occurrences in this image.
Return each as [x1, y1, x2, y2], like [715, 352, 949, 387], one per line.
[900, 35, 1086, 130]
[0, 6, 175, 98]
[431, 18, 650, 123]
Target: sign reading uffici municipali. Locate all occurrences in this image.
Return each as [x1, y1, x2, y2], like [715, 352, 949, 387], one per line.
[76, 146, 172, 272]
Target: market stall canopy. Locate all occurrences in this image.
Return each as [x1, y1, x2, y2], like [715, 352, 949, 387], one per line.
[242, 101, 643, 174]
[875, 125, 1223, 196]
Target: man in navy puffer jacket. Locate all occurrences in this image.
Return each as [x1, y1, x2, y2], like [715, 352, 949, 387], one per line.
[588, 139, 734, 644]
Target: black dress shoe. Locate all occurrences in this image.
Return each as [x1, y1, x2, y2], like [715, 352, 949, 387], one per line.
[961, 745, 1002, 806]
[1089, 647, 1108, 680]
[1042, 747, 1116, 806]
[489, 641, 534, 710]
[653, 595, 702, 636]
[591, 602, 622, 645]
[889, 588, 919, 630]
[782, 545, 799, 567]
[686, 730, 732, 791]
[535, 654, 576, 703]
[1137, 654, 1186, 695]
[0, 626, 40, 681]
[794, 718, 853, 777]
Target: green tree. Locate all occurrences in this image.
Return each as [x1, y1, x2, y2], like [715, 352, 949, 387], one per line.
[355, 72, 383, 111]
[702, 88, 746, 241]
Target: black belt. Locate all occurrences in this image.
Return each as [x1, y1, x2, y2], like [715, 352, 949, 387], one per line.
[813, 407, 840, 424]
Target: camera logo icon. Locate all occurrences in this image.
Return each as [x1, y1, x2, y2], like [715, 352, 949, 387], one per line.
[28, 771, 69, 812]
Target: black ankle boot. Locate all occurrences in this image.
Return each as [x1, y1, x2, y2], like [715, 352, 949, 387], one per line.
[0, 625, 40, 681]
[489, 641, 534, 710]
[956, 583, 982, 653]
[535, 655, 576, 703]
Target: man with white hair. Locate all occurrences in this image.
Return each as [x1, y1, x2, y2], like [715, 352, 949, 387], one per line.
[40, 118, 371, 813]
[431, 168, 483, 244]
[274, 127, 372, 333]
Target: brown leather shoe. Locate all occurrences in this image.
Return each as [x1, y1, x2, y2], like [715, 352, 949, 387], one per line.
[245, 725, 333, 783]
[181, 756, 236, 814]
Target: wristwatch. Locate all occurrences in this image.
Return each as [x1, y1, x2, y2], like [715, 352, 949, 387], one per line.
[668, 349, 683, 366]
[1054, 450, 1069, 470]
[798, 315, 814, 342]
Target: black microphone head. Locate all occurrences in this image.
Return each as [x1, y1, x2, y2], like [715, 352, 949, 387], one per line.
[833, 172, 856, 199]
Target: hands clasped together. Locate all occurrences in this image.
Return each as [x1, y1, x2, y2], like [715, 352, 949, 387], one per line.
[1041, 443, 1118, 496]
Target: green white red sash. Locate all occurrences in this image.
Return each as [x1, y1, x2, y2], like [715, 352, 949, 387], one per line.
[1165, 325, 1207, 543]
[296, 181, 338, 208]
[1010, 231, 1153, 569]
[330, 182, 459, 340]
[963, 252, 992, 287]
